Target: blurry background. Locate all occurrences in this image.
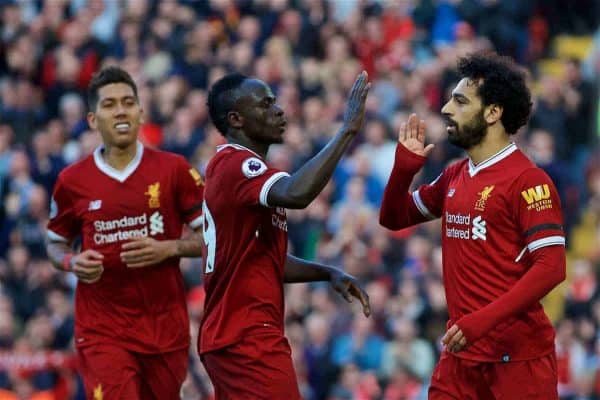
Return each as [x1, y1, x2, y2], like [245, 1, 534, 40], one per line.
[0, 0, 598, 399]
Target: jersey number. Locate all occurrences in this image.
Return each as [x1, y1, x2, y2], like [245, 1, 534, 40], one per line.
[202, 201, 216, 273]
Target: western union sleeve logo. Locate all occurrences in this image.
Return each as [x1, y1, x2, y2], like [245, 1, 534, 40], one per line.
[521, 184, 552, 211]
[521, 184, 550, 204]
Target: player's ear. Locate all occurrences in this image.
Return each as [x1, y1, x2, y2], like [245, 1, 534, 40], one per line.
[87, 111, 97, 130]
[484, 104, 503, 125]
[227, 111, 243, 129]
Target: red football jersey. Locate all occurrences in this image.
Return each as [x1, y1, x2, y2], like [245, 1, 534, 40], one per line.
[199, 144, 290, 353]
[47, 142, 204, 353]
[414, 143, 564, 361]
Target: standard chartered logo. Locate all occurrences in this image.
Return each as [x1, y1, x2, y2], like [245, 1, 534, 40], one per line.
[471, 215, 486, 240]
[93, 212, 164, 244]
[149, 211, 164, 235]
[445, 212, 487, 241]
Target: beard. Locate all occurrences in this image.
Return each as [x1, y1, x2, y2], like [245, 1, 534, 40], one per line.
[447, 109, 488, 150]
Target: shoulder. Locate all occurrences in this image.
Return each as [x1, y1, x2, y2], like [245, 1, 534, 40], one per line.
[144, 147, 190, 168]
[443, 158, 469, 179]
[57, 154, 95, 184]
[509, 150, 553, 185]
[210, 144, 268, 177]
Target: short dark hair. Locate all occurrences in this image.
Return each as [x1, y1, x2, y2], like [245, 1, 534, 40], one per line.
[207, 73, 248, 136]
[87, 66, 138, 111]
[457, 52, 532, 135]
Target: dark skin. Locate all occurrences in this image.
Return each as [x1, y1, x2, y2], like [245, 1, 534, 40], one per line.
[226, 72, 370, 208]
[223, 72, 371, 316]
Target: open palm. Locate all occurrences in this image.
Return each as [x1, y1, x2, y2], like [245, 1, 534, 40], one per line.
[398, 113, 434, 157]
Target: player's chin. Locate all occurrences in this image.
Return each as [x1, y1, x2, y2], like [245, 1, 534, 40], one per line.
[112, 132, 137, 147]
[271, 134, 285, 144]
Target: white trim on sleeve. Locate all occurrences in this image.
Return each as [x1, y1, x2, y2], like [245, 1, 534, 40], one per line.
[412, 190, 436, 220]
[47, 229, 70, 243]
[527, 235, 565, 252]
[515, 235, 565, 262]
[188, 214, 204, 230]
[259, 172, 290, 207]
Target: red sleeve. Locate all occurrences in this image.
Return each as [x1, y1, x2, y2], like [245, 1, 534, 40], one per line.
[225, 152, 290, 207]
[175, 157, 205, 230]
[457, 245, 566, 344]
[47, 174, 80, 242]
[456, 167, 566, 343]
[514, 168, 565, 256]
[379, 143, 451, 230]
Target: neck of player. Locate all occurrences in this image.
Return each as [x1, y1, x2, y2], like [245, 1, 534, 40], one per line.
[228, 133, 270, 159]
[467, 127, 511, 166]
[102, 141, 138, 171]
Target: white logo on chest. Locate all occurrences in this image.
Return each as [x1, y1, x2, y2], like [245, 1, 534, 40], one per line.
[149, 211, 164, 235]
[471, 215, 487, 241]
[445, 212, 487, 241]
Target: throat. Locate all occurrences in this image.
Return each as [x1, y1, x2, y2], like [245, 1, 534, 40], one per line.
[102, 144, 137, 171]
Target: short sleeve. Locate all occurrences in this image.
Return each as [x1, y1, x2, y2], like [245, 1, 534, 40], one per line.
[224, 152, 289, 208]
[514, 168, 565, 254]
[47, 174, 80, 242]
[175, 157, 205, 230]
[412, 163, 459, 219]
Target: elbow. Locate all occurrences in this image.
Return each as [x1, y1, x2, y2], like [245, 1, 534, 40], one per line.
[379, 208, 400, 230]
[283, 189, 313, 209]
[555, 265, 567, 286]
[379, 215, 398, 230]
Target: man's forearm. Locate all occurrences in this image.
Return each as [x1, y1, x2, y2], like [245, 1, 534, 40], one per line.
[284, 254, 337, 283]
[46, 241, 75, 271]
[173, 230, 204, 258]
[380, 144, 427, 230]
[457, 245, 566, 343]
[272, 129, 355, 208]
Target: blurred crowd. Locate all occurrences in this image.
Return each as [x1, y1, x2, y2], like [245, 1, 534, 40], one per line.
[0, 0, 598, 399]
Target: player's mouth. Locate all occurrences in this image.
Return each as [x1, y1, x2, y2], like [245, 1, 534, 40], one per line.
[278, 120, 287, 133]
[114, 122, 131, 133]
[444, 117, 458, 135]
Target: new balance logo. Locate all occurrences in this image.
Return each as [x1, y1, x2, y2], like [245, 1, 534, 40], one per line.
[448, 188, 456, 197]
[149, 211, 164, 236]
[88, 200, 102, 211]
[471, 215, 486, 240]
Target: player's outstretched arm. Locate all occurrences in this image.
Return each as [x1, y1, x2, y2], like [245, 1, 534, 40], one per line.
[46, 240, 104, 284]
[120, 228, 204, 268]
[379, 114, 435, 230]
[446, 245, 566, 353]
[283, 254, 371, 317]
[267, 71, 370, 209]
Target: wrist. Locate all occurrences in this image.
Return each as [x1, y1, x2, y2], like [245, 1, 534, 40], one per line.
[327, 266, 343, 280]
[62, 254, 75, 272]
[167, 240, 179, 258]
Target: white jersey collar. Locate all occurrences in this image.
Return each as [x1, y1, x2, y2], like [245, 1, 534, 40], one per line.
[468, 142, 517, 177]
[93, 141, 144, 183]
[216, 143, 262, 159]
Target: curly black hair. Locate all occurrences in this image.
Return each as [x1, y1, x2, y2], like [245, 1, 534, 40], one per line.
[457, 52, 532, 135]
[87, 66, 138, 112]
[207, 73, 248, 136]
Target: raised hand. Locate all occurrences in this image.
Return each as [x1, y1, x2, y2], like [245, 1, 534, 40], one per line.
[398, 113, 434, 157]
[341, 71, 371, 136]
[72, 250, 104, 283]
